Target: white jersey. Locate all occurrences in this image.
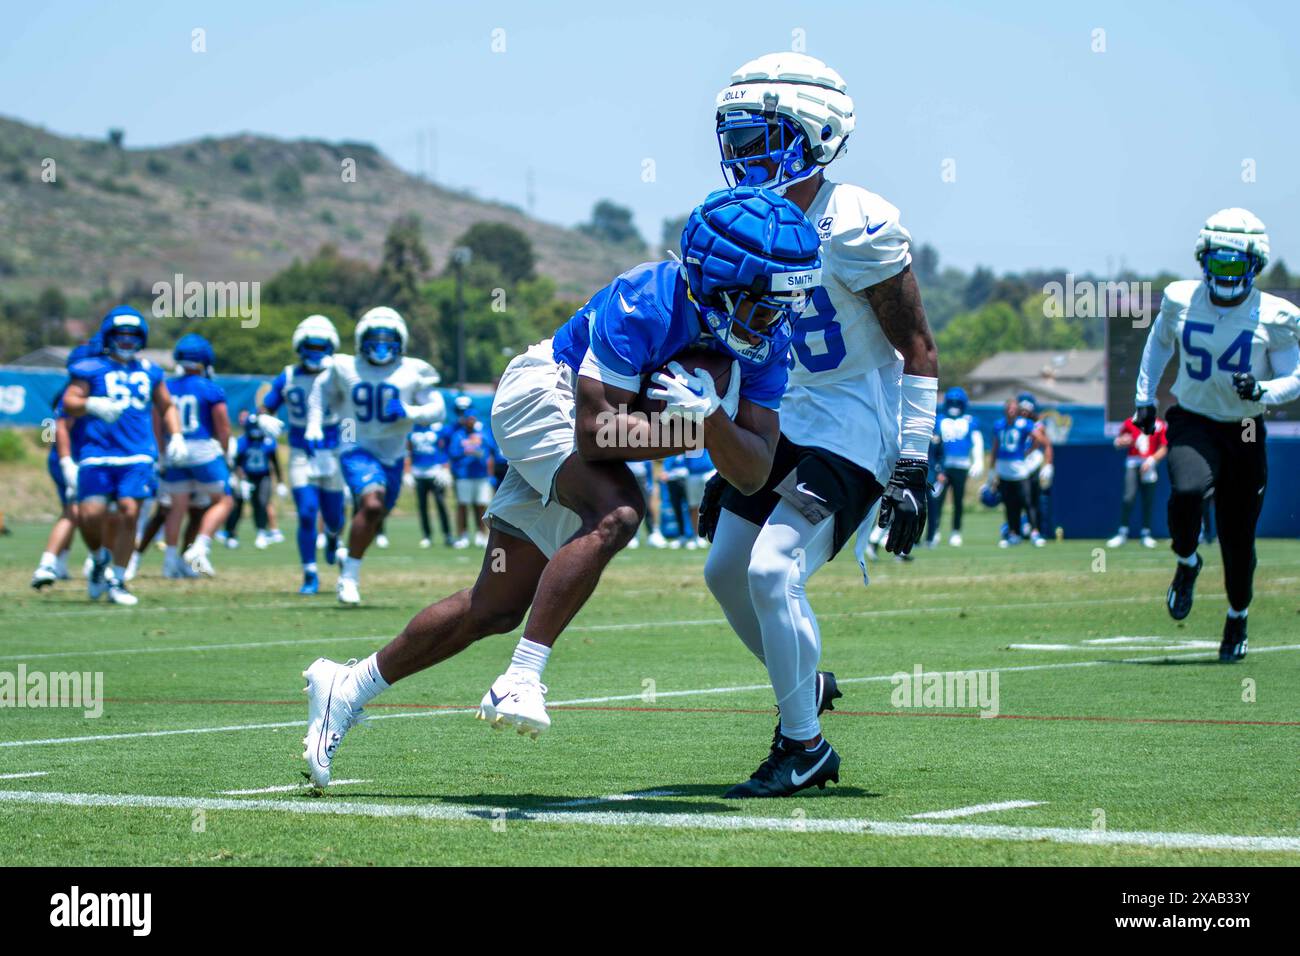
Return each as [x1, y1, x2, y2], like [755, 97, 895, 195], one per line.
[1137, 281, 1300, 423]
[782, 180, 912, 476]
[311, 354, 446, 465]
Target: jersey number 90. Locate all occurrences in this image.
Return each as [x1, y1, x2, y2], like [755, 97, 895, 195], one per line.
[352, 382, 402, 423]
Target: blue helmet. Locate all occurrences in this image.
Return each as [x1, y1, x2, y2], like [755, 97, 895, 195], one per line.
[681, 186, 822, 366]
[980, 483, 1002, 508]
[245, 412, 265, 441]
[944, 386, 968, 417]
[99, 305, 149, 361]
[1016, 391, 1037, 417]
[174, 332, 215, 372]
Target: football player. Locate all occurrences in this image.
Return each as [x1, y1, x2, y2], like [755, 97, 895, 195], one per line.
[304, 307, 445, 606]
[63, 306, 186, 605]
[30, 339, 101, 590]
[927, 387, 983, 547]
[987, 397, 1049, 547]
[259, 315, 347, 595]
[447, 395, 494, 549]
[407, 417, 453, 548]
[1135, 209, 1299, 662]
[1016, 392, 1054, 542]
[160, 334, 233, 577]
[1107, 410, 1168, 549]
[226, 411, 282, 549]
[299, 187, 821, 787]
[697, 53, 939, 797]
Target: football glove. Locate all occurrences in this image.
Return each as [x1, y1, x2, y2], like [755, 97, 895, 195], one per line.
[302, 422, 324, 447]
[256, 414, 285, 439]
[647, 361, 740, 421]
[1038, 463, 1054, 490]
[59, 456, 79, 491]
[878, 458, 929, 555]
[1232, 372, 1264, 401]
[239, 479, 255, 501]
[384, 397, 409, 420]
[696, 472, 728, 543]
[84, 396, 123, 424]
[1133, 404, 1157, 435]
[165, 433, 188, 467]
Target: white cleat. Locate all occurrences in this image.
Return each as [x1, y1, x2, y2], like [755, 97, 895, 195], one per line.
[302, 657, 367, 789]
[337, 577, 361, 606]
[317, 532, 328, 550]
[1031, 532, 1046, 548]
[107, 581, 139, 606]
[375, 534, 390, 550]
[452, 536, 469, 550]
[269, 529, 285, 544]
[82, 556, 95, 579]
[183, 543, 215, 577]
[949, 532, 963, 547]
[1141, 535, 1158, 549]
[419, 537, 432, 549]
[647, 530, 667, 549]
[478, 670, 551, 739]
[1106, 533, 1127, 549]
[30, 565, 58, 590]
[255, 531, 269, 550]
[626, 535, 640, 550]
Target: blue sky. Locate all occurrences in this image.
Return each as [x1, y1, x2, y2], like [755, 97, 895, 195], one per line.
[3, 0, 1297, 275]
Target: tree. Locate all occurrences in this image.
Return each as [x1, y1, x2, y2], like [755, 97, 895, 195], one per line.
[263, 244, 378, 316]
[454, 222, 536, 285]
[1262, 259, 1292, 289]
[375, 215, 432, 316]
[913, 243, 940, 284]
[963, 266, 996, 309]
[581, 199, 644, 248]
[660, 213, 690, 253]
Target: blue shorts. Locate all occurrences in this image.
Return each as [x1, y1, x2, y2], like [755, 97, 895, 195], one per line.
[341, 448, 404, 512]
[78, 461, 157, 502]
[162, 456, 230, 494]
[48, 454, 72, 505]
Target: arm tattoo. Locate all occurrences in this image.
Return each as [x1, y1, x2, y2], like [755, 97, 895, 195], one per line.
[863, 265, 938, 377]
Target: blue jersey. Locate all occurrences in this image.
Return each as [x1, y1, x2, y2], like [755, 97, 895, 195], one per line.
[235, 434, 277, 477]
[551, 260, 788, 410]
[408, 423, 449, 472]
[449, 423, 492, 480]
[167, 374, 226, 442]
[68, 356, 166, 465]
[685, 448, 714, 475]
[264, 365, 341, 451]
[994, 415, 1036, 480]
[936, 413, 977, 469]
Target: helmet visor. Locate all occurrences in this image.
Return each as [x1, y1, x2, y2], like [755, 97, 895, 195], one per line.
[1204, 252, 1251, 278]
[107, 327, 145, 358]
[361, 328, 402, 365]
[297, 338, 334, 370]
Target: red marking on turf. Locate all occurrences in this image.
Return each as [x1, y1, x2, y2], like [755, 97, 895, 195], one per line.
[99, 698, 1299, 728]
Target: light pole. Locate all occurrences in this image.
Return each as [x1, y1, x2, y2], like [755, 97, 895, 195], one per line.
[451, 246, 472, 388]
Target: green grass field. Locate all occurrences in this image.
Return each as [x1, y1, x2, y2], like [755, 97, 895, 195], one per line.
[1, 509, 1297, 866]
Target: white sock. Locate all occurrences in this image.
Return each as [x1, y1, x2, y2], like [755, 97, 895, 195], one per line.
[1227, 606, 1248, 619]
[39, 550, 57, 569]
[1178, 551, 1199, 567]
[195, 534, 212, 554]
[509, 638, 551, 678]
[304, 561, 318, 574]
[342, 556, 362, 581]
[344, 653, 390, 707]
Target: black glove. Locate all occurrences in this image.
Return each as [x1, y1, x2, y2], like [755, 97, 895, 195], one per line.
[878, 458, 928, 556]
[697, 472, 727, 543]
[1133, 404, 1157, 435]
[1232, 372, 1264, 401]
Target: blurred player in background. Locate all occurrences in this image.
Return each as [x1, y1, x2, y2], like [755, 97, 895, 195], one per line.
[623, 459, 666, 549]
[299, 187, 816, 788]
[925, 386, 983, 547]
[987, 396, 1050, 548]
[1134, 208, 1299, 661]
[63, 306, 185, 605]
[1106, 411, 1167, 549]
[260, 315, 347, 595]
[683, 448, 715, 549]
[30, 338, 101, 590]
[226, 411, 282, 550]
[448, 395, 493, 549]
[660, 453, 693, 547]
[306, 307, 445, 605]
[407, 417, 454, 548]
[1017, 392, 1054, 540]
[160, 334, 233, 577]
[699, 54, 939, 797]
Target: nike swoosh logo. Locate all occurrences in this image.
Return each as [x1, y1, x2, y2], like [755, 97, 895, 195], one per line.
[618, 293, 636, 314]
[864, 220, 888, 235]
[795, 482, 826, 502]
[489, 688, 507, 706]
[790, 747, 833, 787]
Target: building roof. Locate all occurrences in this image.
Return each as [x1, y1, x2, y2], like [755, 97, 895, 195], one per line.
[10, 345, 178, 369]
[967, 349, 1104, 384]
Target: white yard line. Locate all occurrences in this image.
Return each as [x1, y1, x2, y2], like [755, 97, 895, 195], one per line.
[2, 643, 1297, 751]
[218, 779, 369, 795]
[0, 789, 1294, 853]
[0, 771, 49, 780]
[911, 800, 1045, 820]
[546, 789, 682, 808]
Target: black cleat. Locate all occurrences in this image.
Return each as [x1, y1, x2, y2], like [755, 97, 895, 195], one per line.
[725, 735, 841, 799]
[1166, 554, 1202, 621]
[815, 671, 842, 714]
[1219, 616, 1248, 662]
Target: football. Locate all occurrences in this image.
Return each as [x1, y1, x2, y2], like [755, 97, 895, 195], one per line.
[633, 345, 734, 416]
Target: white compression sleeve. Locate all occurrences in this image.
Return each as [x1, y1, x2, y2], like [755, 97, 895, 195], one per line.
[703, 509, 765, 663]
[899, 374, 938, 459]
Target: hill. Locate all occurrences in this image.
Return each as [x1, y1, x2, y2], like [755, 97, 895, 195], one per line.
[0, 116, 642, 301]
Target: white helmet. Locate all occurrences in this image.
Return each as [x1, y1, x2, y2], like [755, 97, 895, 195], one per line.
[292, 314, 339, 371]
[715, 52, 855, 192]
[1195, 208, 1270, 303]
[355, 306, 408, 366]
